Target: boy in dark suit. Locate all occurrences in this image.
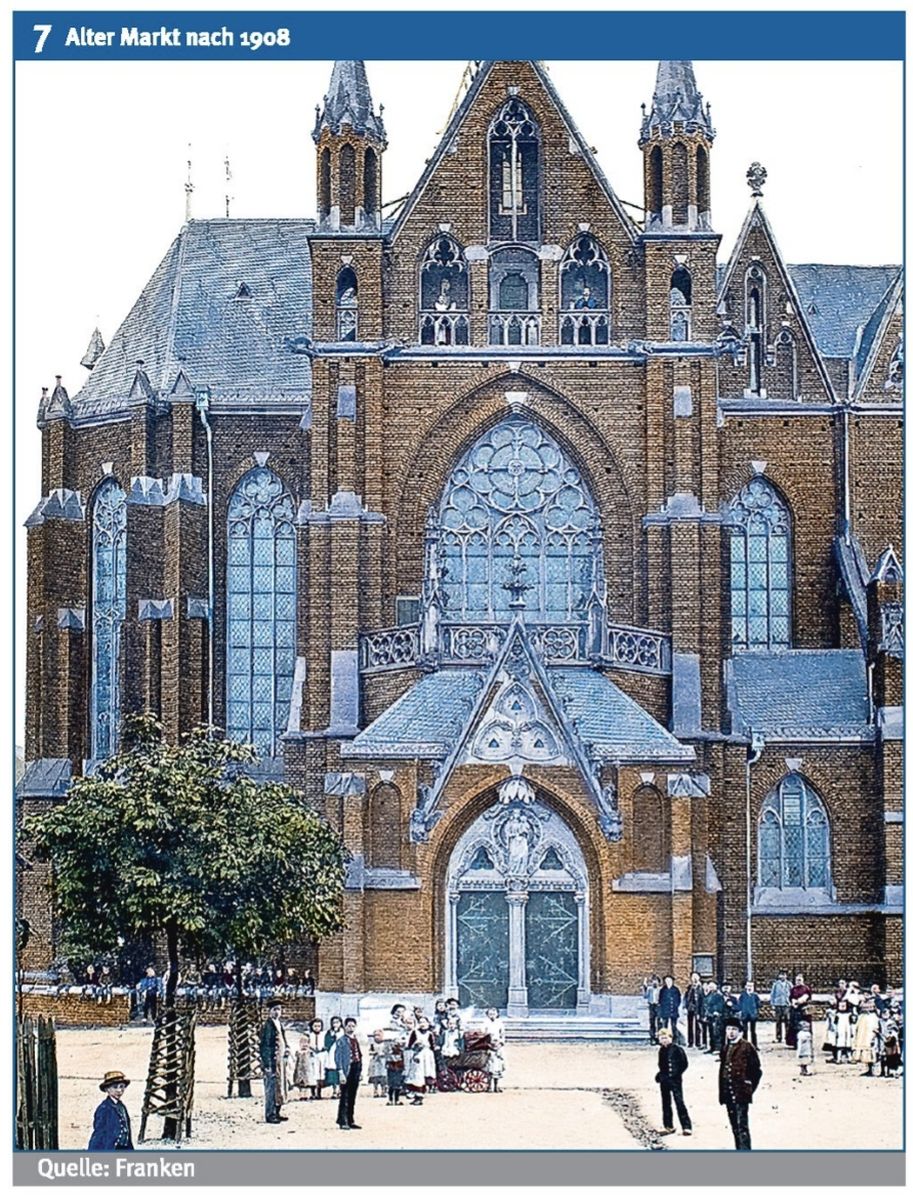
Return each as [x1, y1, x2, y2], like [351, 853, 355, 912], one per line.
[655, 1028, 692, 1136]
[88, 1071, 133, 1150]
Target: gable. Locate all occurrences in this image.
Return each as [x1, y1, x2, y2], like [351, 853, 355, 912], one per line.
[717, 205, 834, 403]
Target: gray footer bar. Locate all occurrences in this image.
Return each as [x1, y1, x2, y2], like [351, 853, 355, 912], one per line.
[14, 1151, 906, 1187]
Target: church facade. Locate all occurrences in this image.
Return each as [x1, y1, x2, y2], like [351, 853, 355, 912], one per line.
[19, 60, 903, 1014]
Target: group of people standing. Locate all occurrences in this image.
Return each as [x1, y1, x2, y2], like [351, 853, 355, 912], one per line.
[644, 973, 764, 1052]
[259, 997, 507, 1132]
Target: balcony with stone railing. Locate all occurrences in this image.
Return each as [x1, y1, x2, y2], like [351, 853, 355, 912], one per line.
[359, 617, 672, 676]
[488, 312, 541, 346]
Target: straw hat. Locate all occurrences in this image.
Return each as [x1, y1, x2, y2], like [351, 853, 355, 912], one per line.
[99, 1070, 130, 1092]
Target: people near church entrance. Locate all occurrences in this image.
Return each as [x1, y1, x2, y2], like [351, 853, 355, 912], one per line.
[703, 981, 725, 1055]
[481, 1006, 506, 1091]
[721, 982, 739, 1022]
[880, 1024, 902, 1078]
[786, 973, 812, 1048]
[739, 981, 760, 1048]
[335, 1017, 363, 1130]
[658, 975, 682, 1040]
[833, 977, 848, 1006]
[88, 1070, 133, 1150]
[769, 971, 792, 1043]
[405, 1015, 437, 1105]
[718, 1019, 762, 1150]
[137, 965, 160, 1024]
[368, 1030, 387, 1098]
[643, 975, 661, 1043]
[259, 1001, 290, 1124]
[445, 997, 463, 1029]
[796, 1020, 815, 1076]
[301, 968, 316, 996]
[324, 1015, 345, 1099]
[870, 983, 888, 1014]
[684, 973, 705, 1048]
[853, 998, 880, 1077]
[655, 1027, 692, 1137]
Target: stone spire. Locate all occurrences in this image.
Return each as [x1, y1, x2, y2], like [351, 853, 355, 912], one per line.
[640, 61, 714, 144]
[313, 60, 385, 143]
[79, 326, 105, 371]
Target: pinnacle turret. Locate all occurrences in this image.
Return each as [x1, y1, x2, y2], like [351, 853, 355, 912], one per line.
[640, 61, 714, 145]
[313, 61, 385, 144]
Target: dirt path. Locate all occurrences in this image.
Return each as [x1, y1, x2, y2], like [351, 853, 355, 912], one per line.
[58, 1023, 901, 1151]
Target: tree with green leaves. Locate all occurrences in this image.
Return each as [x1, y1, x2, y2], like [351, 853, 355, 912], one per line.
[24, 713, 348, 1134]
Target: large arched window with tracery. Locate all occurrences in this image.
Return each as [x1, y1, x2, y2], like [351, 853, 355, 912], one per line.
[90, 479, 127, 761]
[758, 774, 831, 891]
[489, 98, 540, 242]
[437, 417, 601, 621]
[728, 477, 791, 651]
[226, 468, 297, 755]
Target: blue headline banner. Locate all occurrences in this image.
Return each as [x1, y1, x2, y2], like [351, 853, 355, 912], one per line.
[12, 10, 906, 61]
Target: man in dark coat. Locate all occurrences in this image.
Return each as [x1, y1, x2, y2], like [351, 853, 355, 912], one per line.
[88, 1071, 133, 1150]
[656, 1027, 692, 1136]
[259, 1001, 289, 1123]
[334, 1017, 363, 1130]
[704, 981, 725, 1054]
[684, 972, 705, 1048]
[718, 1019, 763, 1150]
[658, 975, 683, 1041]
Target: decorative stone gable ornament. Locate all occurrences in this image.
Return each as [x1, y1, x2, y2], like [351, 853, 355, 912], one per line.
[746, 162, 767, 198]
[596, 779, 623, 841]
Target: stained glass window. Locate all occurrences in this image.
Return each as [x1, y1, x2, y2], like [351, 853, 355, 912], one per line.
[758, 774, 830, 891]
[226, 468, 297, 756]
[729, 478, 791, 651]
[437, 417, 600, 621]
[91, 479, 127, 761]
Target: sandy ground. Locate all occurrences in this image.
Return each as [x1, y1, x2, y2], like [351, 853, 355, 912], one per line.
[56, 1022, 902, 1152]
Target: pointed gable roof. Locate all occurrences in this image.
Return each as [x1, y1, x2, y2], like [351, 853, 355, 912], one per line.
[391, 60, 638, 244]
[640, 61, 714, 143]
[717, 201, 836, 401]
[313, 60, 385, 143]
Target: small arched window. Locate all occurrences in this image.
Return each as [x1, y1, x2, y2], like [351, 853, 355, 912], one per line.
[489, 98, 540, 242]
[368, 784, 403, 869]
[90, 479, 127, 761]
[745, 265, 767, 395]
[696, 146, 710, 218]
[728, 477, 791, 651]
[336, 266, 358, 341]
[489, 247, 540, 345]
[670, 265, 692, 341]
[671, 142, 689, 225]
[420, 235, 469, 346]
[559, 235, 610, 346]
[226, 468, 297, 756]
[319, 148, 331, 222]
[363, 148, 378, 220]
[632, 785, 667, 872]
[759, 774, 831, 891]
[649, 145, 664, 222]
[774, 328, 798, 400]
[339, 144, 356, 226]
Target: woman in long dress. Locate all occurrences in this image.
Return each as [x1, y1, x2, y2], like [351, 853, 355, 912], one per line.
[786, 973, 812, 1049]
[307, 1017, 326, 1099]
[405, 1016, 437, 1105]
[853, 999, 880, 1076]
[834, 1000, 854, 1063]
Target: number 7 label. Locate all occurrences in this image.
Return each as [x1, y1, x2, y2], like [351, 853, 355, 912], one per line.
[33, 25, 52, 54]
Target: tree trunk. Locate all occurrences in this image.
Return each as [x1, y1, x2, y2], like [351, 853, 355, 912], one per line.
[162, 918, 180, 1140]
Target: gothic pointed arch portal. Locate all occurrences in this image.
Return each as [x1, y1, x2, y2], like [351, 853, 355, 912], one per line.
[444, 777, 591, 1016]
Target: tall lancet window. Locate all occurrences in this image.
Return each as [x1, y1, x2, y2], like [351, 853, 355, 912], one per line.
[559, 235, 610, 346]
[728, 477, 791, 651]
[90, 479, 127, 761]
[745, 264, 767, 395]
[436, 416, 601, 621]
[759, 774, 831, 892]
[489, 98, 540, 242]
[336, 266, 358, 341]
[226, 468, 297, 756]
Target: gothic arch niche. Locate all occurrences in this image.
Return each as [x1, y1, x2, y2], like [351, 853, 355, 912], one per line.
[444, 778, 591, 1016]
[631, 785, 668, 872]
[339, 144, 356, 226]
[488, 97, 540, 243]
[367, 783, 403, 869]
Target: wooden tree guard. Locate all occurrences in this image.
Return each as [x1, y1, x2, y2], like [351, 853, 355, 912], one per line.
[227, 998, 263, 1098]
[138, 1007, 197, 1144]
[16, 1015, 59, 1149]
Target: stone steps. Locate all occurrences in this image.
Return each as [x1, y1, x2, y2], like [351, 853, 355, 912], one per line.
[504, 1016, 649, 1044]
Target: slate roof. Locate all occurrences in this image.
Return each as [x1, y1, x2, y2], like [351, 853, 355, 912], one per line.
[17, 757, 73, 797]
[346, 665, 693, 763]
[71, 219, 314, 418]
[640, 61, 714, 143]
[727, 650, 870, 739]
[787, 264, 900, 358]
[313, 60, 385, 142]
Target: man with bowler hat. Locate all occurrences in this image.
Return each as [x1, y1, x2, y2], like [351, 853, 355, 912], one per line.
[88, 1071, 133, 1150]
[719, 1018, 762, 1150]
